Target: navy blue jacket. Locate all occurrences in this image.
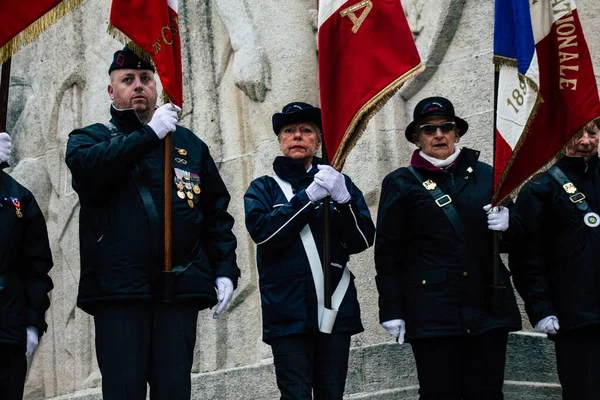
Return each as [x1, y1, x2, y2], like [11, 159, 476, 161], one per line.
[511, 155, 600, 334]
[375, 148, 522, 342]
[65, 106, 239, 314]
[0, 172, 53, 350]
[244, 157, 375, 343]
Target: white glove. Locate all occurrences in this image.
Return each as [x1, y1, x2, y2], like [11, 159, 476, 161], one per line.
[484, 204, 509, 232]
[535, 315, 560, 335]
[25, 326, 39, 356]
[147, 104, 181, 139]
[306, 181, 329, 203]
[0, 132, 11, 164]
[213, 277, 234, 319]
[381, 319, 406, 344]
[314, 165, 351, 204]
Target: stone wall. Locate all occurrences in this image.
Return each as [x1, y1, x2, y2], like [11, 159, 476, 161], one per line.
[3, 0, 599, 398]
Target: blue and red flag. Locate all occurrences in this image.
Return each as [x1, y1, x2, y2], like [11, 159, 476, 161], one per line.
[493, 0, 600, 204]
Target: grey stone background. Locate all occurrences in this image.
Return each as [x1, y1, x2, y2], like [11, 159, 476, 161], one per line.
[4, 0, 599, 398]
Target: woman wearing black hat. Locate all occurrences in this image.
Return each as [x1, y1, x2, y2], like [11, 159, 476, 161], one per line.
[375, 97, 522, 399]
[244, 102, 375, 399]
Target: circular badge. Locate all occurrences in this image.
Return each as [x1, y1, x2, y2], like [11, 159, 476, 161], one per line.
[584, 212, 600, 228]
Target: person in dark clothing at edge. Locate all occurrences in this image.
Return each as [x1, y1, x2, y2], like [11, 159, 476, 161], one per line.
[375, 97, 522, 400]
[244, 102, 375, 400]
[0, 131, 54, 400]
[510, 119, 600, 400]
[65, 46, 239, 400]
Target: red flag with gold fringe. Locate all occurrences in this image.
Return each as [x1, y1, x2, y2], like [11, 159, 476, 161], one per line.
[318, 0, 424, 169]
[0, 0, 83, 64]
[109, 0, 183, 107]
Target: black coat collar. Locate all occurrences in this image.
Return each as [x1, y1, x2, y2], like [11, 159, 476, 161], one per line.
[273, 156, 321, 189]
[411, 148, 480, 176]
[557, 154, 599, 175]
[109, 104, 145, 134]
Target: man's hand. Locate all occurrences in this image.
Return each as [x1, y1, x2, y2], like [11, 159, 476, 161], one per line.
[25, 326, 39, 356]
[213, 277, 234, 319]
[148, 104, 181, 139]
[535, 315, 560, 335]
[381, 319, 406, 344]
[0, 132, 11, 164]
[314, 165, 351, 204]
[484, 204, 509, 232]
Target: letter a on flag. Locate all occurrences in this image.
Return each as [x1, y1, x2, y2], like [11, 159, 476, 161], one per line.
[109, 0, 183, 107]
[318, 0, 424, 170]
[493, 0, 600, 204]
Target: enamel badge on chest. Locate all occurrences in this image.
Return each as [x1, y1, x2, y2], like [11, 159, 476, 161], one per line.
[584, 212, 600, 228]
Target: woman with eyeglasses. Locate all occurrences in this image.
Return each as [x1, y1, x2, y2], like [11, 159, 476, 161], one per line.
[374, 97, 522, 399]
[244, 102, 375, 399]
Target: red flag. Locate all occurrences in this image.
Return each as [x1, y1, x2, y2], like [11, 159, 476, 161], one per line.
[492, 0, 600, 204]
[0, 0, 83, 64]
[318, 0, 424, 170]
[109, 0, 183, 107]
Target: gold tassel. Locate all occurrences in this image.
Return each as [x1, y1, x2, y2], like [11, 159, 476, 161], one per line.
[331, 63, 426, 170]
[0, 0, 84, 65]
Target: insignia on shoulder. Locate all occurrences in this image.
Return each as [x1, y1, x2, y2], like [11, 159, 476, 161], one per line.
[423, 180, 437, 191]
[584, 212, 600, 228]
[175, 147, 188, 156]
[467, 167, 473, 173]
[563, 182, 577, 194]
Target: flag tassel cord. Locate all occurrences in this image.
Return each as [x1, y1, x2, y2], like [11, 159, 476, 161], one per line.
[0, 0, 84, 65]
[331, 62, 425, 170]
[107, 25, 155, 65]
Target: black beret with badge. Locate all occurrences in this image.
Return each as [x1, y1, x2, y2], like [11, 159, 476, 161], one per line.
[108, 45, 155, 75]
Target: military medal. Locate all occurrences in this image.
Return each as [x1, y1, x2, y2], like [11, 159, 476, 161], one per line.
[193, 185, 201, 194]
[187, 199, 194, 208]
[11, 197, 22, 218]
[177, 190, 186, 199]
[584, 212, 600, 228]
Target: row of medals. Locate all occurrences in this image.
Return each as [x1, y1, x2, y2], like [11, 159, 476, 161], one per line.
[175, 171, 201, 208]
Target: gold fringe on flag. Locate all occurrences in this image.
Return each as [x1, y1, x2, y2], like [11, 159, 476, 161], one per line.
[331, 63, 426, 170]
[0, 0, 84, 65]
[106, 25, 155, 65]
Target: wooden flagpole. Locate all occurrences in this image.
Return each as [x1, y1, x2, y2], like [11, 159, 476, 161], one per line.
[163, 129, 173, 302]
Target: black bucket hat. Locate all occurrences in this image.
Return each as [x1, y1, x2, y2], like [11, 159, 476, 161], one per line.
[108, 45, 155, 75]
[405, 96, 469, 143]
[272, 102, 322, 135]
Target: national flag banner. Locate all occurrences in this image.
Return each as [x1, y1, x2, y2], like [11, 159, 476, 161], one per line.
[493, 0, 600, 204]
[0, 0, 83, 64]
[318, 0, 424, 170]
[109, 0, 183, 107]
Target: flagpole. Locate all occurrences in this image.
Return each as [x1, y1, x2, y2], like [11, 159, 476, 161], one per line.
[163, 97, 173, 302]
[0, 58, 12, 188]
[491, 63, 506, 314]
[320, 138, 333, 310]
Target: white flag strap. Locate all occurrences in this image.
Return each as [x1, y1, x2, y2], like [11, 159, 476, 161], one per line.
[272, 175, 351, 333]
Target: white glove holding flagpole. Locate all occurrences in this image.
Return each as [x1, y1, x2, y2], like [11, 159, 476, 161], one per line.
[484, 204, 509, 232]
[314, 165, 351, 204]
[148, 104, 180, 139]
[0, 132, 11, 164]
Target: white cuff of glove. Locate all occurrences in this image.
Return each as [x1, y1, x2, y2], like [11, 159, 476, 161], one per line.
[306, 181, 329, 203]
[381, 319, 406, 344]
[483, 204, 509, 232]
[0, 132, 11, 164]
[314, 165, 351, 204]
[213, 277, 234, 319]
[25, 326, 39, 356]
[535, 315, 560, 335]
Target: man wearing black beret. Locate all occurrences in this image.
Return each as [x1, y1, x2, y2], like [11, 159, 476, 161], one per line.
[65, 46, 240, 400]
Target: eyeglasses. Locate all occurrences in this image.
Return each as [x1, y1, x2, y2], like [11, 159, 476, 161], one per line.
[416, 121, 456, 136]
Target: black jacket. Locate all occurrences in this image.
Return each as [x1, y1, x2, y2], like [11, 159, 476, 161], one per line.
[244, 157, 375, 343]
[511, 155, 600, 334]
[375, 148, 521, 342]
[65, 106, 239, 314]
[0, 172, 53, 350]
